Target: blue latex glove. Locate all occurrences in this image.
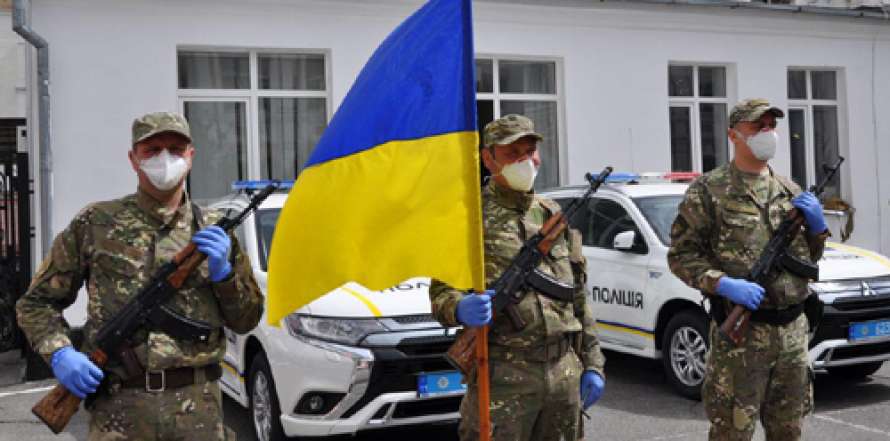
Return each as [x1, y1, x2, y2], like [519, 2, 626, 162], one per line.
[792, 191, 828, 235]
[51, 346, 103, 399]
[716, 276, 765, 311]
[580, 371, 605, 410]
[455, 290, 494, 327]
[192, 226, 232, 282]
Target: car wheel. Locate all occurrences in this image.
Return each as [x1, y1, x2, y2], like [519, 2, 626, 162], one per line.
[662, 310, 709, 400]
[827, 361, 884, 380]
[248, 353, 288, 441]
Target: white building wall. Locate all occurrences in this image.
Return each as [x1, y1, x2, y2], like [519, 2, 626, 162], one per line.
[0, 12, 27, 118]
[30, 0, 890, 253]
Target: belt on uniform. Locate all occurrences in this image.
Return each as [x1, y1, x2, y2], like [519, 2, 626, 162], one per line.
[749, 303, 805, 326]
[710, 298, 804, 327]
[120, 364, 222, 392]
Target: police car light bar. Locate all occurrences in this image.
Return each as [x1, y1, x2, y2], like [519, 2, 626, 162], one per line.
[599, 171, 700, 184]
[604, 172, 641, 183]
[638, 172, 701, 183]
[231, 180, 295, 191]
[663, 172, 700, 182]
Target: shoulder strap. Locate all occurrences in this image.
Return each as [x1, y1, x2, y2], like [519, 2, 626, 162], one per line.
[773, 174, 800, 198]
[190, 201, 205, 232]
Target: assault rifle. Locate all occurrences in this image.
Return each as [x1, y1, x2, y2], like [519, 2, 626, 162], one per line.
[446, 167, 613, 375]
[719, 157, 844, 346]
[32, 182, 279, 434]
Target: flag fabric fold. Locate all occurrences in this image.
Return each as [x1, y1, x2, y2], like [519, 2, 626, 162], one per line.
[267, 0, 483, 325]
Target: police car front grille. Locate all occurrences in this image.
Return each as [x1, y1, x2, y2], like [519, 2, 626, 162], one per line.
[830, 341, 890, 361]
[831, 295, 890, 312]
[397, 335, 454, 356]
[340, 348, 453, 418]
[391, 314, 436, 324]
[391, 396, 462, 419]
[812, 302, 890, 344]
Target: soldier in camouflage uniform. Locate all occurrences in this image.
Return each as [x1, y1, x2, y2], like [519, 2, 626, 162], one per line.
[430, 114, 606, 441]
[667, 99, 830, 441]
[16, 112, 263, 441]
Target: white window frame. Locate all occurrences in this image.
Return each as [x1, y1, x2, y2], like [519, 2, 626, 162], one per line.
[787, 67, 847, 196]
[476, 55, 567, 186]
[668, 63, 735, 173]
[176, 47, 332, 182]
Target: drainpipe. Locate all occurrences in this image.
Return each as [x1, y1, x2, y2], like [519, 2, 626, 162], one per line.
[12, 0, 52, 259]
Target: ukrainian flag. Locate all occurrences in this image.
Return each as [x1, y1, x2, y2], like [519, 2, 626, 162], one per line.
[266, 0, 484, 325]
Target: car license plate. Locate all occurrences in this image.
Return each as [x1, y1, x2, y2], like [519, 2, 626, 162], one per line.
[848, 319, 890, 342]
[417, 371, 466, 398]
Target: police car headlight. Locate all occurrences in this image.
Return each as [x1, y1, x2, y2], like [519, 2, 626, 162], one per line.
[285, 314, 388, 346]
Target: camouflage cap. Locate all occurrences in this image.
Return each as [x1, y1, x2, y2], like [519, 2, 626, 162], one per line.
[728, 98, 785, 127]
[131, 112, 192, 146]
[483, 114, 543, 148]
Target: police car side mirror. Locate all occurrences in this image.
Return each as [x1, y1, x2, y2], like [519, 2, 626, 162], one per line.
[613, 230, 636, 251]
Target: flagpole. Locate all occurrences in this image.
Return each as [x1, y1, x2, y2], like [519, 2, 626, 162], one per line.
[477, 325, 491, 441]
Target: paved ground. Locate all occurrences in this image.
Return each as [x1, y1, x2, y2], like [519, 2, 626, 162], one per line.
[1, 349, 889, 441]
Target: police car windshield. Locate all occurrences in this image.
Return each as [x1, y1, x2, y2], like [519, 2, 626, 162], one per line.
[633, 195, 683, 246]
[255, 208, 280, 271]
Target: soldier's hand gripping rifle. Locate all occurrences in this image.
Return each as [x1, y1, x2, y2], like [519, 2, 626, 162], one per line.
[31, 182, 279, 434]
[446, 167, 613, 376]
[719, 157, 844, 346]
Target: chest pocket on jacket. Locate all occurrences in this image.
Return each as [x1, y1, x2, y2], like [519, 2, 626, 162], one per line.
[717, 201, 765, 264]
[93, 238, 145, 277]
[720, 201, 762, 229]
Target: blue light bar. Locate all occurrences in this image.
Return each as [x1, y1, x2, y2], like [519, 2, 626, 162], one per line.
[604, 172, 640, 183]
[231, 180, 295, 191]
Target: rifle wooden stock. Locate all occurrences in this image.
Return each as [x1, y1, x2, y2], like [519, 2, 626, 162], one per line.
[31, 349, 108, 434]
[718, 301, 751, 346]
[446, 329, 477, 376]
[169, 244, 205, 289]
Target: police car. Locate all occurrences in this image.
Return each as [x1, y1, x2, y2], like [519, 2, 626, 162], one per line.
[209, 181, 464, 441]
[541, 172, 890, 399]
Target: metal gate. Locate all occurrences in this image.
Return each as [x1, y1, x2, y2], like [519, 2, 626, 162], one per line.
[0, 151, 31, 352]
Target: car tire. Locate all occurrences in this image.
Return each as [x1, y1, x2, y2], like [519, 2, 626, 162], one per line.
[248, 353, 288, 441]
[661, 310, 710, 400]
[827, 361, 884, 380]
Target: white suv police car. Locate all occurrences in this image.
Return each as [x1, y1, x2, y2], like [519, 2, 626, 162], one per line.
[210, 182, 464, 441]
[542, 172, 890, 399]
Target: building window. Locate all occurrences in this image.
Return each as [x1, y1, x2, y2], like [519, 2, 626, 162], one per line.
[177, 50, 329, 200]
[787, 69, 842, 199]
[668, 64, 730, 173]
[476, 58, 562, 190]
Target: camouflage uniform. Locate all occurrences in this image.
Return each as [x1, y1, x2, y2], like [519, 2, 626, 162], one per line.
[430, 115, 606, 441]
[667, 100, 828, 441]
[16, 112, 263, 441]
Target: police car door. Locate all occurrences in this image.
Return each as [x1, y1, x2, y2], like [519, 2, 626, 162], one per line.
[581, 196, 652, 352]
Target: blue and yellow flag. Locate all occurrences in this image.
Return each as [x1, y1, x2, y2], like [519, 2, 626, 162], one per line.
[267, 0, 484, 324]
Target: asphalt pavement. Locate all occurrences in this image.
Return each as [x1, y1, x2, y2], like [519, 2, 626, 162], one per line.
[1, 349, 889, 441]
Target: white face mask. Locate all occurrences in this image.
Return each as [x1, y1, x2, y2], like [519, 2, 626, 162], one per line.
[138, 149, 190, 191]
[496, 158, 538, 192]
[736, 130, 778, 161]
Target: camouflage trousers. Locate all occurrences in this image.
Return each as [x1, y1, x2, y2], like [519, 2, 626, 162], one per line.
[87, 380, 233, 441]
[703, 314, 813, 441]
[459, 346, 583, 441]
